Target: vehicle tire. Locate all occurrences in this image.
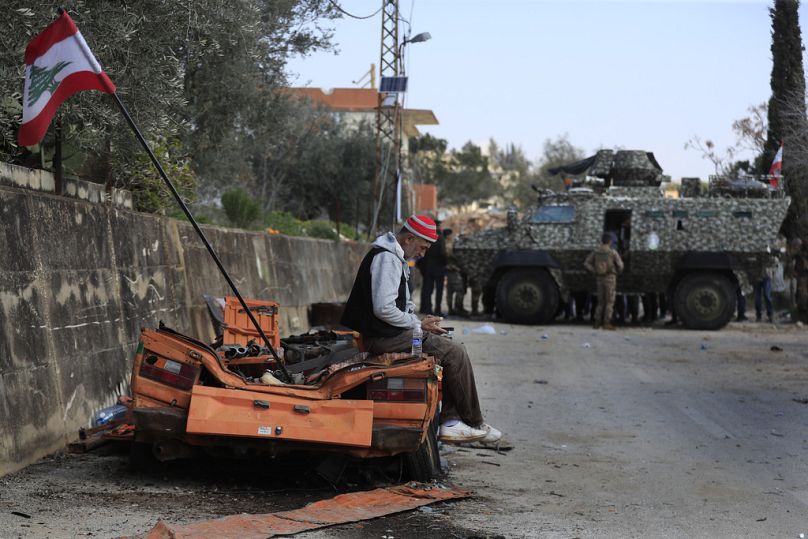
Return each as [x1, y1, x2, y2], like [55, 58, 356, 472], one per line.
[404, 419, 441, 482]
[674, 272, 736, 330]
[495, 268, 560, 324]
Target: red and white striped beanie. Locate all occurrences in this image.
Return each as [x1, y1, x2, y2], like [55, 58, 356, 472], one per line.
[404, 215, 438, 242]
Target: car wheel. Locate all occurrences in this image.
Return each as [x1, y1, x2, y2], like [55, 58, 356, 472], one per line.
[674, 272, 736, 330]
[496, 268, 559, 324]
[404, 419, 441, 482]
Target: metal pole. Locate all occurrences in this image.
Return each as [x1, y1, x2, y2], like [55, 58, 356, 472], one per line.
[109, 92, 291, 383]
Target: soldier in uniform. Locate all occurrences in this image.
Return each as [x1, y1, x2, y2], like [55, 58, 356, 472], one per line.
[444, 230, 468, 316]
[584, 233, 624, 330]
[465, 216, 484, 317]
[786, 238, 803, 312]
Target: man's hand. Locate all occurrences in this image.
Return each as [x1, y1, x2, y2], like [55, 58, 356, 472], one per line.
[421, 315, 447, 335]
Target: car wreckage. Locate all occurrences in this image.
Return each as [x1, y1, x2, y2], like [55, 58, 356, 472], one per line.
[453, 149, 790, 330]
[99, 296, 443, 482]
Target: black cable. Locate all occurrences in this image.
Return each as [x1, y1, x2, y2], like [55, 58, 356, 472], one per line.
[327, 0, 382, 20]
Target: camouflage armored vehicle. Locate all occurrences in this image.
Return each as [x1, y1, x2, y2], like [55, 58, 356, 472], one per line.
[453, 150, 789, 330]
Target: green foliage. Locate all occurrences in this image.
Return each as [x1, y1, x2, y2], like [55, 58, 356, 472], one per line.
[221, 188, 262, 229]
[337, 222, 359, 240]
[764, 0, 808, 238]
[303, 220, 338, 240]
[265, 210, 304, 236]
[128, 137, 197, 213]
[0, 0, 337, 212]
[506, 136, 585, 208]
[440, 142, 499, 208]
[763, 0, 806, 172]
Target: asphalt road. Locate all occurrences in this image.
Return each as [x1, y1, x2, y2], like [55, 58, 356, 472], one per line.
[1, 320, 807, 538]
[423, 319, 808, 538]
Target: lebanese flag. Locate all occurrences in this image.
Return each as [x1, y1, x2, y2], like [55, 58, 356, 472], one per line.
[768, 142, 783, 188]
[18, 10, 116, 147]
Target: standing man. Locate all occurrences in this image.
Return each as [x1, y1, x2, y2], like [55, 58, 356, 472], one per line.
[444, 229, 468, 316]
[417, 220, 447, 316]
[341, 215, 503, 444]
[755, 259, 776, 323]
[465, 216, 484, 316]
[584, 233, 624, 330]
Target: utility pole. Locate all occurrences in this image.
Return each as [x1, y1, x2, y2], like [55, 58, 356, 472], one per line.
[370, 0, 401, 238]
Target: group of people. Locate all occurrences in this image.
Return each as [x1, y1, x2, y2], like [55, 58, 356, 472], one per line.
[416, 219, 483, 318]
[582, 231, 799, 329]
[337, 213, 808, 449]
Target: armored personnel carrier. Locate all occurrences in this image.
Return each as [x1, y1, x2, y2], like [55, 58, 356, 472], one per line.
[453, 150, 789, 330]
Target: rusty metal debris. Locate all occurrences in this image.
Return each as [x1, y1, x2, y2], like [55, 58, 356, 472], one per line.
[126, 482, 471, 539]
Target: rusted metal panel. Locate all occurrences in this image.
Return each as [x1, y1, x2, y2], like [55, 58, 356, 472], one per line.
[129, 482, 471, 539]
[186, 385, 374, 447]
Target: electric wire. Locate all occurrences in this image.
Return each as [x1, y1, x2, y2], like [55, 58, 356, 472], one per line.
[326, 0, 382, 20]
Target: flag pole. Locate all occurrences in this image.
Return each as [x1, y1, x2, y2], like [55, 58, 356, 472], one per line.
[109, 92, 292, 383]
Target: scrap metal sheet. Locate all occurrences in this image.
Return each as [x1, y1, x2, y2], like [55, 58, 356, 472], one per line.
[127, 482, 471, 539]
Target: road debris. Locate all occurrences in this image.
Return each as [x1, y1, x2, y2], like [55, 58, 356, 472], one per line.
[770, 345, 783, 352]
[127, 482, 471, 539]
[463, 324, 497, 335]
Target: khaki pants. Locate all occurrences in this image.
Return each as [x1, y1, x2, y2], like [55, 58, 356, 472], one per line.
[594, 275, 617, 327]
[363, 330, 484, 427]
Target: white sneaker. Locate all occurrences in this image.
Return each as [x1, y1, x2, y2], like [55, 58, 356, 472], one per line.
[480, 423, 502, 443]
[438, 421, 487, 443]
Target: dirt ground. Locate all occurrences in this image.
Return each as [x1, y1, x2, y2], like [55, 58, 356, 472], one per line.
[1, 316, 807, 538]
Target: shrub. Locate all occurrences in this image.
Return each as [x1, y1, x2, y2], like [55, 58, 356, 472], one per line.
[303, 220, 338, 240]
[221, 189, 262, 229]
[265, 211, 304, 236]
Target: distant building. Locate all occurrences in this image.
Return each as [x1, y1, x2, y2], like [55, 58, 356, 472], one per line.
[288, 87, 438, 160]
[411, 183, 437, 214]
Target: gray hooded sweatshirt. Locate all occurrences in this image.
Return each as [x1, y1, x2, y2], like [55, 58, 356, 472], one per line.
[370, 232, 420, 329]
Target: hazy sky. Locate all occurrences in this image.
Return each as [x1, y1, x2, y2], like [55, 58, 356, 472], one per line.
[286, 0, 808, 181]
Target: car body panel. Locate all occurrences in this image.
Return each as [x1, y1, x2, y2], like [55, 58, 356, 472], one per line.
[186, 384, 374, 447]
[128, 320, 441, 459]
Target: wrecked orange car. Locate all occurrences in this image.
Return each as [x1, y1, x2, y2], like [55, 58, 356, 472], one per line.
[124, 296, 442, 481]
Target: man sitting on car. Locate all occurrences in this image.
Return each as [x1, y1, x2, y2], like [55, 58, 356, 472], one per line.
[341, 214, 503, 445]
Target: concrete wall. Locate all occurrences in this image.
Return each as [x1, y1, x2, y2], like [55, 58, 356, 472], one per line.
[0, 181, 365, 476]
[0, 161, 133, 209]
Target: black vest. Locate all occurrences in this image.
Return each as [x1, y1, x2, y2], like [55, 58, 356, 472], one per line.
[341, 247, 408, 338]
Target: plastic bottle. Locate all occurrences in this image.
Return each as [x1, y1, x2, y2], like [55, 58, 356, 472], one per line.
[411, 321, 423, 356]
[92, 403, 128, 426]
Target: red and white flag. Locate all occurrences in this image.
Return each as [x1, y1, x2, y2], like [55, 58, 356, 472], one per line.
[18, 10, 116, 147]
[768, 142, 783, 188]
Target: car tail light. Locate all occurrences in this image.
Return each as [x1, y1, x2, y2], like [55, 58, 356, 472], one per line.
[140, 354, 199, 390]
[367, 378, 426, 402]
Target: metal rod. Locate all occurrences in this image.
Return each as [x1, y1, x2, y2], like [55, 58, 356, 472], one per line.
[109, 92, 291, 383]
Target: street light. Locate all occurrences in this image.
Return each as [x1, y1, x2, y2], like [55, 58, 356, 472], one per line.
[405, 32, 431, 45]
[399, 32, 431, 72]
[393, 31, 431, 226]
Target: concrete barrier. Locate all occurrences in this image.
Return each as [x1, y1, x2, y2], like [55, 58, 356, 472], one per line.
[0, 179, 366, 475]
